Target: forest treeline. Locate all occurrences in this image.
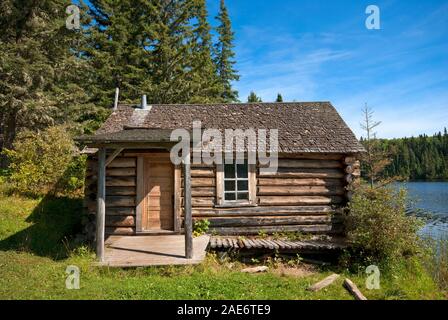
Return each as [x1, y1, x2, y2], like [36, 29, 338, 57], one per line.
[0, 0, 239, 165]
[363, 129, 448, 180]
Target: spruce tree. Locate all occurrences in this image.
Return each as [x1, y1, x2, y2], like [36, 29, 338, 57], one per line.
[247, 91, 262, 103]
[86, 0, 154, 105]
[187, 0, 224, 103]
[0, 0, 96, 166]
[214, 0, 239, 102]
[276, 93, 283, 102]
[86, 0, 222, 104]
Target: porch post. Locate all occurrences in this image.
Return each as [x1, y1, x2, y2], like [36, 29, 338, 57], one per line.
[96, 148, 106, 262]
[183, 159, 193, 259]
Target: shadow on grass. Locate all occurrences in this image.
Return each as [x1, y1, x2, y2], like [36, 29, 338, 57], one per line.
[0, 195, 85, 260]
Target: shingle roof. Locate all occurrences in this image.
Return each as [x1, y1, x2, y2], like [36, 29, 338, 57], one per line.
[83, 102, 365, 154]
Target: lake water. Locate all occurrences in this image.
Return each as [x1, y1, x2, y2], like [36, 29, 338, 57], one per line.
[397, 181, 448, 239]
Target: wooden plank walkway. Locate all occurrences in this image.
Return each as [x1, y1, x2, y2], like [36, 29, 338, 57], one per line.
[99, 235, 210, 267]
[209, 236, 347, 252]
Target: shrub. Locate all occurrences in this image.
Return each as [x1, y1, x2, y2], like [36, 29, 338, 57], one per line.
[193, 219, 210, 237]
[424, 236, 448, 291]
[3, 126, 86, 197]
[344, 184, 423, 269]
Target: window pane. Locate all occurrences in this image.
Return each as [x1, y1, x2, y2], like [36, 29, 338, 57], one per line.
[237, 163, 248, 178]
[224, 164, 235, 178]
[224, 180, 235, 191]
[225, 192, 236, 200]
[237, 192, 249, 200]
[237, 180, 248, 191]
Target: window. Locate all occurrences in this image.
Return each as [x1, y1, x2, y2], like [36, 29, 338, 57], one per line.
[223, 160, 249, 201]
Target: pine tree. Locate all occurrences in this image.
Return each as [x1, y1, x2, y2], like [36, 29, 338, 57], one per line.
[247, 91, 262, 103]
[214, 0, 239, 102]
[276, 93, 283, 102]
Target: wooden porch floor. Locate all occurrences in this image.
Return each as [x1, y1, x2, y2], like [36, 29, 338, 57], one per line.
[99, 235, 210, 267]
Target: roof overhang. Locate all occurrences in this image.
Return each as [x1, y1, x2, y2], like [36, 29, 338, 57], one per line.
[75, 128, 183, 148]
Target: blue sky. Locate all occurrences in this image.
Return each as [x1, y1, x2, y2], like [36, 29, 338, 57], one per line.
[207, 0, 448, 138]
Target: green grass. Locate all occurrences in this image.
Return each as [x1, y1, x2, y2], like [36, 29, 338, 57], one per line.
[0, 191, 446, 300]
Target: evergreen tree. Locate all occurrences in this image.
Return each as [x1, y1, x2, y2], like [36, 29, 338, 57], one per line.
[276, 93, 283, 102]
[381, 129, 448, 180]
[214, 0, 239, 102]
[187, 0, 224, 103]
[0, 0, 97, 166]
[86, 0, 222, 104]
[247, 91, 262, 103]
[86, 0, 156, 105]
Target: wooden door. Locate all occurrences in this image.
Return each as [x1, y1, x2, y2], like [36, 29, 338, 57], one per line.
[142, 155, 174, 231]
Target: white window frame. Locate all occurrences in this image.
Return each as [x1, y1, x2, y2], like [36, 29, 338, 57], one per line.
[216, 158, 257, 207]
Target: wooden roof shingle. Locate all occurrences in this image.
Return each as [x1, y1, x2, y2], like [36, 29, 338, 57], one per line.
[84, 102, 365, 154]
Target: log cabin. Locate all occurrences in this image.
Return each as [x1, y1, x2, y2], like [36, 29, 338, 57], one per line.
[77, 101, 365, 261]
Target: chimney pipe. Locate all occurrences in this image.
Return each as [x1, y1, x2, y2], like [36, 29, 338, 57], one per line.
[141, 95, 148, 110]
[113, 87, 119, 110]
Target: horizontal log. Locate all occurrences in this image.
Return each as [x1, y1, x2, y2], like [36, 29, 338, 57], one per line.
[106, 186, 136, 196]
[277, 153, 344, 160]
[107, 207, 136, 216]
[241, 266, 268, 273]
[105, 196, 136, 207]
[257, 178, 344, 187]
[106, 176, 136, 187]
[88, 157, 136, 169]
[343, 278, 367, 300]
[259, 168, 344, 179]
[106, 168, 136, 176]
[202, 215, 335, 228]
[272, 159, 342, 169]
[190, 187, 215, 197]
[87, 169, 137, 178]
[108, 157, 136, 168]
[209, 224, 342, 236]
[187, 168, 214, 178]
[258, 196, 344, 206]
[190, 163, 214, 168]
[181, 197, 215, 207]
[106, 215, 135, 227]
[257, 186, 345, 196]
[190, 205, 336, 217]
[105, 227, 135, 235]
[182, 177, 215, 187]
[192, 197, 215, 207]
[122, 152, 170, 158]
[88, 198, 136, 212]
[308, 274, 340, 292]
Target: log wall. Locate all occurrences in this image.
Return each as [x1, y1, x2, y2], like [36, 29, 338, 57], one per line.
[84, 151, 360, 237]
[84, 153, 137, 236]
[182, 154, 360, 236]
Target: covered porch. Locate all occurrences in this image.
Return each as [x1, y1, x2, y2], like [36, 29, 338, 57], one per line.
[78, 127, 196, 266]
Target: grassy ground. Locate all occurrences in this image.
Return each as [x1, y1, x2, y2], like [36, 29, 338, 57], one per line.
[0, 191, 446, 300]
